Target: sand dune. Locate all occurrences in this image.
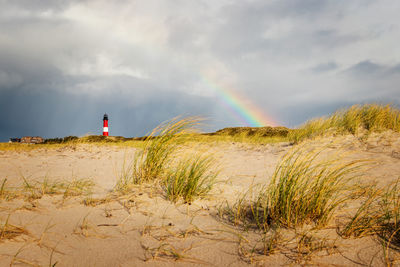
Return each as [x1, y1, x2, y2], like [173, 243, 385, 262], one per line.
[1, 131, 400, 266]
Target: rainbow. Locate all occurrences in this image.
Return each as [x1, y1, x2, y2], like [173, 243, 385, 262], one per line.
[201, 76, 276, 127]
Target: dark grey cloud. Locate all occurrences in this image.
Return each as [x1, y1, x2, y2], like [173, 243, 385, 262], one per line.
[344, 61, 400, 79]
[0, 86, 216, 141]
[344, 60, 384, 76]
[0, 1, 61, 20]
[0, 0, 75, 11]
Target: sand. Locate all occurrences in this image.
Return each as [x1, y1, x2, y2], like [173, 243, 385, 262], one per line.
[1, 132, 400, 266]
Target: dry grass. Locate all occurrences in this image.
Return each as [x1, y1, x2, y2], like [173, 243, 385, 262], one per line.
[81, 196, 111, 207]
[212, 126, 289, 137]
[289, 104, 400, 143]
[73, 214, 108, 239]
[0, 215, 28, 241]
[0, 143, 68, 152]
[0, 132, 286, 152]
[236, 227, 281, 263]
[0, 178, 16, 200]
[142, 242, 194, 262]
[0, 135, 144, 152]
[189, 133, 288, 144]
[292, 231, 337, 264]
[138, 221, 212, 264]
[0, 177, 94, 202]
[195, 126, 290, 144]
[336, 178, 400, 266]
[340, 178, 400, 240]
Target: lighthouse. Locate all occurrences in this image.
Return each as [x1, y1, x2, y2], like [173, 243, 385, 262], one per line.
[103, 113, 109, 136]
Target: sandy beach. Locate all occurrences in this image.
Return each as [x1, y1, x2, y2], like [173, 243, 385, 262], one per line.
[0, 130, 399, 266]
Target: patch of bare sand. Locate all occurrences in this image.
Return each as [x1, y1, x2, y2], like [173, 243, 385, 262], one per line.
[0, 132, 400, 266]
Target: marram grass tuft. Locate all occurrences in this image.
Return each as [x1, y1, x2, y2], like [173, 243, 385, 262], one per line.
[164, 154, 218, 203]
[223, 145, 366, 230]
[116, 116, 203, 191]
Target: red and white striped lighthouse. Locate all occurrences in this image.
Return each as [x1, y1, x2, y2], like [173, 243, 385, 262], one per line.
[103, 113, 109, 136]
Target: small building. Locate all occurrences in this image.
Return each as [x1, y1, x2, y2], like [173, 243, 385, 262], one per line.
[9, 138, 21, 143]
[20, 136, 44, 144]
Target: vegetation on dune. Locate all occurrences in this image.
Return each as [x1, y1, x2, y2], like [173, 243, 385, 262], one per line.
[44, 135, 137, 144]
[116, 117, 202, 187]
[334, 178, 400, 265]
[164, 154, 218, 203]
[195, 126, 290, 144]
[264, 148, 365, 228]
[2, 103, 400, 150]
[1, 104, 400, 264]
[0, 177, 94, 201]
[216, 145, 370, 263]
[340, 178, 400, 239]
[115, 117, 219, 203]
[222, 146, 366, 231]
[210, 126, 290, 137]
[44, 135, 79, 144]
[289, 104, 400, 143]
[0, 215, 28, 241]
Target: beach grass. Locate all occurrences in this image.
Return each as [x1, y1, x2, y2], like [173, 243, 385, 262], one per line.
[115, 117, 202, 191]
[115, 117, 220, 203]
[340, 178, 400, 239]
[336, 178, 400, 265]
[289, 104, 400, 143]
[0, 215, 28, 241]
[163, 154, 218, 203]
[0, 177, 95, 202]
[188, 133, 288, 144]
[2, 103, 399, 151]
[223, 145, 366, 230]
[0, 135, 144, 152]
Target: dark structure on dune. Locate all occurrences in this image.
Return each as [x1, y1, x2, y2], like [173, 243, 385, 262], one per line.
[9, 136, 44, 144]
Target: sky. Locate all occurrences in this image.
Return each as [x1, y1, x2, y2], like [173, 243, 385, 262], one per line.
[1, 0, 400, 141]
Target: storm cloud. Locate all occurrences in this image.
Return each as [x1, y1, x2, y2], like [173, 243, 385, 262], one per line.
[1, 0, 400, 141]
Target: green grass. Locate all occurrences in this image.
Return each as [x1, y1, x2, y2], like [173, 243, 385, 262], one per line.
[265, 147, 365, 228]
[190, 126, 290, 144]
[164, 154, 218, 203]
[289, 104, 400, 143]
[218, 145, 367, 262]
[0, 135, 145, 152]
[3, 103, 398, 150]
[189, 133, 288, 144]
[115, 117, 202, 191]
[43, 135, 79, 144]
[116, 117, 219, 203]
[223, 146, 366, 230]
